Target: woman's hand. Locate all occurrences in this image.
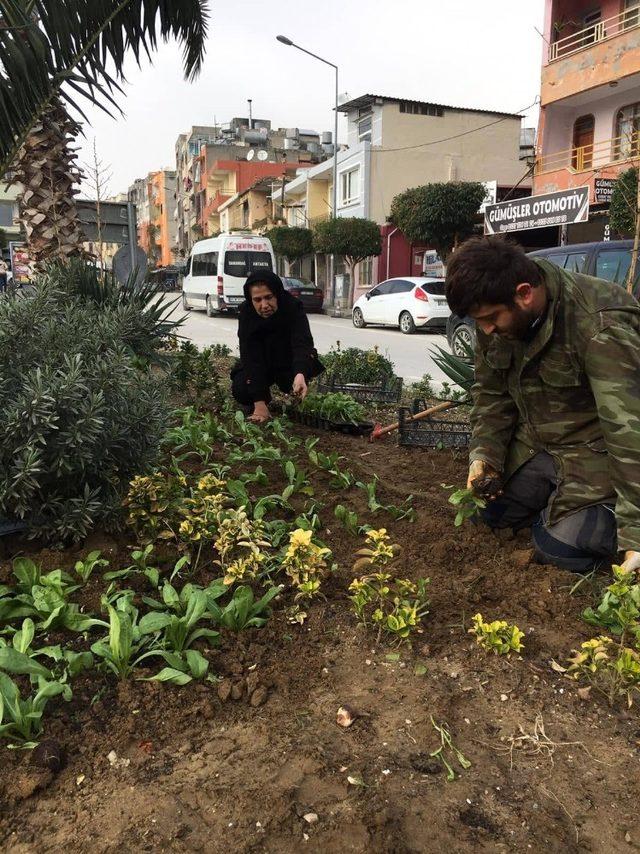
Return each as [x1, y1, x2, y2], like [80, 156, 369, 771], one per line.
[292, 373, 308, 400]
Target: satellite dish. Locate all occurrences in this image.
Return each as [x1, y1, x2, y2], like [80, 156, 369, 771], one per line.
[257, 150, 268, 161]
[246, 149, 255, 161]
[112, 244, 148, 287]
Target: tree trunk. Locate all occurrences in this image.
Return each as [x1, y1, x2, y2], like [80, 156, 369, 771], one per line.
[347, 259, 357, 308]
[11, 100, 86, 271]
[627, 172, 640, 295]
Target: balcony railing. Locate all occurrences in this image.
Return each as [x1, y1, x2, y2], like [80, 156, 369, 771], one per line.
[549, 7, 639, 61]
[535, 131, 640, 174]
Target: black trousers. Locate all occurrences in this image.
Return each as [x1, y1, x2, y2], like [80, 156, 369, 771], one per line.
[230, 364, 295, 408]
[480, 451, 617, 572]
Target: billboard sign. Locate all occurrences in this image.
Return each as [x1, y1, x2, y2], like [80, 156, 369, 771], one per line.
[484, 187, 590, 234]
[594, 178, 617, 205]
[9, 241, 31, 284]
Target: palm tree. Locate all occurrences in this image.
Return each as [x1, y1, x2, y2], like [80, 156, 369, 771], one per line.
[0, 0, 209, 267]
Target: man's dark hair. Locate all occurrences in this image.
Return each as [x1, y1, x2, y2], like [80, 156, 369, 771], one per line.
[445, 235, 542, 316]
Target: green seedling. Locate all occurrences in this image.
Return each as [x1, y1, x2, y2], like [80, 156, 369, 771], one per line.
[565, 636, 640, 707]
[429, 717, 471, 781]
[446, 487, 486, 526]
[0, 619, 93, 684]
[334, 504, 359, 535]
[140, 584, 219, 653]
[142, 649, 211, 685]
[582, 564, 640, 641]
[298, 391, 367, 425]
[163, 407, 231, 464]
[469, 613, 524, 655]
[74, 550, 109, 583]
[0, 673, 72, 745]
[208, 585, 281, 632]
[90, 599, 159, 680]
[356, 478, 416, 521]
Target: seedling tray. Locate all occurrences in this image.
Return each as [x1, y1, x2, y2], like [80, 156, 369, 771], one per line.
[398, 399, 471, 449]
[0, 516, 28, 537]
[286, 406, 373, 436]
[316, 374, 403, 405]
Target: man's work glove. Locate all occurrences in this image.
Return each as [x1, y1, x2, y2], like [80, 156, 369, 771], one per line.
[620, 550, 640, 574]
[292, 373, 308, 400]
[467, 459, 503, 499]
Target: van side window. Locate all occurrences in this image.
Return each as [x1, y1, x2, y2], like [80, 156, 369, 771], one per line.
[544, 253, 567, 268]
[595, 250, 631, 284]
[192, 252, 218, 277]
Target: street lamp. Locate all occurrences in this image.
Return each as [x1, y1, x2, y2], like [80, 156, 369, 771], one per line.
[276, 34, 339, 308]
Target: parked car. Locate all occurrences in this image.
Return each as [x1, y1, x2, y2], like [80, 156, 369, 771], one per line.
[282, 277, 324, 312]
[446, 239, 636, 358]
[352, 276, 450, 335]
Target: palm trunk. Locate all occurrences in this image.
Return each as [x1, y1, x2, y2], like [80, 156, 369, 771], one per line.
[12, 101, 86, 271]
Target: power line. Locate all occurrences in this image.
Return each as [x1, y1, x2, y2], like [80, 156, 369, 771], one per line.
[375, 97, 541, 154]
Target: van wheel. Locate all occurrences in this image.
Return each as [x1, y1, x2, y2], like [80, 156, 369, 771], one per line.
[182, 292, 191, 311]
[399, 311, 416, 334]
[206, 295, 216, 317]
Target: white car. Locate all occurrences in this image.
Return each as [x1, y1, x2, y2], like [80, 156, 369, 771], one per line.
[351, 276, 450, 334]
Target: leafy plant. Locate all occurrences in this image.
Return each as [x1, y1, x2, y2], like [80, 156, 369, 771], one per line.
[169, 346, 227, 411]
[214, 508, 272, 585]
[320, 343, 395, 384]
[265, 226, 314, 264]
[0, 673, 71, 745]
[348, 573, 429, 642]
[0, 284, 168, 542]
[352, 528, 400, 574]
[356, 478, 415, 521]
[312, 217, 382, 306]
[469, 613, 524, 656]
[139, 584, 219, 653]
[208, 585, 281, 632]
[163, 407, 232, 464]
[75, 550, 109, 583]
[447, 487, 486, 526]
[582, 564, 640, 641]
[298, 392, 367, 425]
[566, 636, 640, 707]
[429, 717, 472, 781]
[282, 529, 332, 602]
[335, 504, 359, 535]
[90, 599, 158, 680]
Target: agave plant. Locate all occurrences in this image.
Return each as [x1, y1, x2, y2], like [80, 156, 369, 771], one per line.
[0, 0, 209, 266]
[430, 344, 475, 397]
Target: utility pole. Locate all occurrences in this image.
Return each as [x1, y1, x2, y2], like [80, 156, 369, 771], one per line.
[627, 169, 640, 294]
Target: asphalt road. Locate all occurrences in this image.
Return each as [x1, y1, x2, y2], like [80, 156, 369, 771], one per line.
[166, 298, 452, 383]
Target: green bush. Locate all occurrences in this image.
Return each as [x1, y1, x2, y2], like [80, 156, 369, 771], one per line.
[320, 343, 395, 384]
[0, 282, 168, 542]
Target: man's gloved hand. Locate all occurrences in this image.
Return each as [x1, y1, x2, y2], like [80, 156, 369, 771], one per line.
[620, 550, 640, 574]
[292, 373, 308, 400]
[467, 459, 502, 499]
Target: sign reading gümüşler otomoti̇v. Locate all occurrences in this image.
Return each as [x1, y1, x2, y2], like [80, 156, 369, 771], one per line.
[484, 187, 590, 235]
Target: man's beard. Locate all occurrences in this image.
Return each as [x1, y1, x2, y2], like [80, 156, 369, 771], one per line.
[501, 306, 541, 341]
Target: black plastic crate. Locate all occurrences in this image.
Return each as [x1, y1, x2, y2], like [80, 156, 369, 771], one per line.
[0, 516, 28, 537]
[398, 399, 471, 449]
[316, 374, 403, 405]
[286, 406, 373, 437]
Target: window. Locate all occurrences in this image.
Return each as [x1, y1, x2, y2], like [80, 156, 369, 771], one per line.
[420, 280, 447, 295]
[223, 251, 273, 277]
[340, 168, 360, 206]
[544, 253, 568, 269]
[0, 201, 14, 227]
[399, 101, 443, 117]
[192, 251, 218, 277]
[359, 257, 374, 286]
[370, 281, 394, 296]
[615, 102, 640, 159]
[623, 0, 639, 29]
[390, 280, 414, 294]
[595, 250, 631, 283]
[565, 253, 587, 273]
[358, 116, 372, 142]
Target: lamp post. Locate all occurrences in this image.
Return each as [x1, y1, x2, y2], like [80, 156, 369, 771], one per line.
[276, 34, 339, 307]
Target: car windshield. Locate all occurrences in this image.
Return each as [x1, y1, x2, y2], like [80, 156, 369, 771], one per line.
[419, 280, 446, 296]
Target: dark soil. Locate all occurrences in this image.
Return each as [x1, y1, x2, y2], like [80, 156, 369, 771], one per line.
[0, 428, 637, 854]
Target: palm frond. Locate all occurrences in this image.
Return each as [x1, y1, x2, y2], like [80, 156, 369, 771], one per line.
[0, 0, 210, 176]
[430, 345, 475, 395]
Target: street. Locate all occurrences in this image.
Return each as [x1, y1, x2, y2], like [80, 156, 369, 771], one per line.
[168, 299, 452, 383]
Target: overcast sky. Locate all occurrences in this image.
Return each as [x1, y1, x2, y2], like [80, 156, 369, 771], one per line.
[76, 0, 544, 197]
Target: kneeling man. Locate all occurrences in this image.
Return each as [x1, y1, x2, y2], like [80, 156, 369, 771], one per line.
[446, 236, 640, 574]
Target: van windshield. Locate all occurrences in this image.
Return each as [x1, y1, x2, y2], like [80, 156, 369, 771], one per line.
[224, 251, 273, 278]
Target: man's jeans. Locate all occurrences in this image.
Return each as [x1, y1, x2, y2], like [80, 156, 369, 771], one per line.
[480, 451, 617, 572]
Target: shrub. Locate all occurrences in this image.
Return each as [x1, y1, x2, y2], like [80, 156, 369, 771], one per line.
[321, 343, 395, 384]
[0, 282, 168, 542]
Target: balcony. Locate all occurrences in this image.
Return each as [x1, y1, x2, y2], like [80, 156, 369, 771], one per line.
[542, 9, 640, 105]
[549, 8, 639, 62]
[535, 131, 639, 174]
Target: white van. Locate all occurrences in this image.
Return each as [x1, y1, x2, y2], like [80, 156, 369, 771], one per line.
[182, 232, 276, 315]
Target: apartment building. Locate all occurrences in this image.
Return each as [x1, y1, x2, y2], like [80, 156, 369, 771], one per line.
[278, 93, 532, 298]
[174, 118, 333, 255]
[533, 0, 640, 240]
[128, 170, 178, 268]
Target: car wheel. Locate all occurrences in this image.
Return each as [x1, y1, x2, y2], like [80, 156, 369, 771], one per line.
[206, 295, 216, 317]
[451, 323, 476, 359]
[352, 307, 366, 328]
[182, 292, 191, 311]
[399, 311, 416, 334]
